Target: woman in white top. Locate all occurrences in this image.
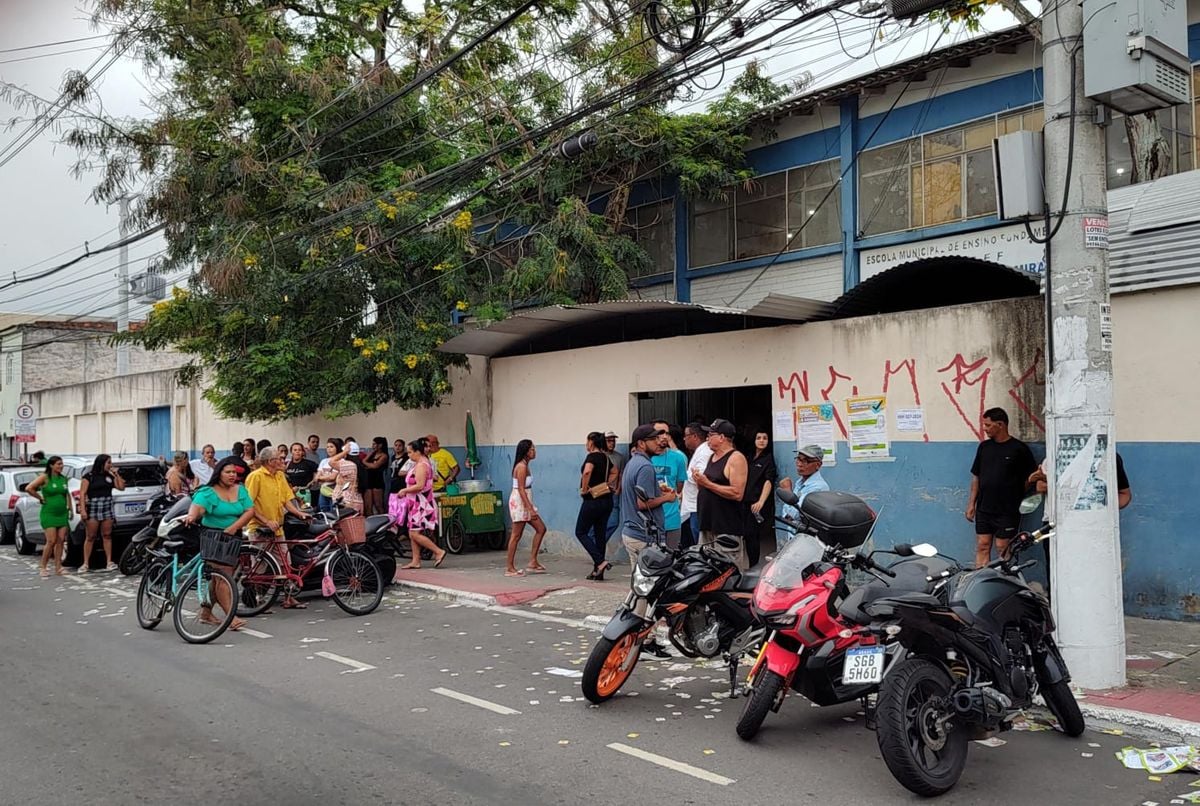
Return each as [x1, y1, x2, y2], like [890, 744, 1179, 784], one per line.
[505, 439, 547, 576]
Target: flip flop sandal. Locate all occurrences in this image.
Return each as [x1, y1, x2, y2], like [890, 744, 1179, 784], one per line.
[434, 553, 447, 569]
[504, 570, 525, 577]
[525, 566, 548, 575]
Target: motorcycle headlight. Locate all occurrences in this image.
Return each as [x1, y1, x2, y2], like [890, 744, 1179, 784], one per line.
[631, 567, 658, 596]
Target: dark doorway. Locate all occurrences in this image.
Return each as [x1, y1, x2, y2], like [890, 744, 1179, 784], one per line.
[636, 385, 772, 454]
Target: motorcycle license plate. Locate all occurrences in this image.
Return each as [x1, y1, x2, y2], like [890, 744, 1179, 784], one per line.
[844, 646, 885, 685]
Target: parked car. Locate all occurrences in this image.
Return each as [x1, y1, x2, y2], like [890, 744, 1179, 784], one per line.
[13, 454, 167, 566]
[0, 466, 42, 545]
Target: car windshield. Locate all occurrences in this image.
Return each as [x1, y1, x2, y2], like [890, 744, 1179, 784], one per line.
[14, 472, 39, 489]
[760, 534, 825, 590]
[117, 463, 167, 488]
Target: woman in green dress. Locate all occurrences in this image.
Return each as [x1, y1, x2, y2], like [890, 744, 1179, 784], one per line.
[26, 455, 70, 579]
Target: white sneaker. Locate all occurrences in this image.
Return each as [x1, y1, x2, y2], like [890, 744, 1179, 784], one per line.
[106, 563, 119, 572]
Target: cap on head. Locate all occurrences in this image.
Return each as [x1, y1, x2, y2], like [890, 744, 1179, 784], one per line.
[707, 418, 736, 438]
[347, 441, 361, 456]
[630, 424, 665, 444]
[604, 431, 618, 439]
[796, 444, 825, 461]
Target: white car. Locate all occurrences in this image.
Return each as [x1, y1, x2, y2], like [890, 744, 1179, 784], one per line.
[0, 465, 42, 545]
[12, 454, 167, 564]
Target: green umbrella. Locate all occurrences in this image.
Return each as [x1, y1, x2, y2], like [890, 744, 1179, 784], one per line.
[465, 410, 480, 473]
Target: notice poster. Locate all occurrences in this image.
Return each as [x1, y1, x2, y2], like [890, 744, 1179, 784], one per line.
[795, 403, 837, 466]
[895, 407, 925, 433]
[846, 395, 890, 459]
[772, 410, 796, 441]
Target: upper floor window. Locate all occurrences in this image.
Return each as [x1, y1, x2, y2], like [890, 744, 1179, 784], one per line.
[687, 159, 841, 268]
[1107, 86, 1194, 189]
[622, 200, 675, 278]
[859, 108, 1043, 237]
[4, 355, 12, 388]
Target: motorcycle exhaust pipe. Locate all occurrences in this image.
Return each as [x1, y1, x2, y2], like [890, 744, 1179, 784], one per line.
[952, 687, 1011, 725]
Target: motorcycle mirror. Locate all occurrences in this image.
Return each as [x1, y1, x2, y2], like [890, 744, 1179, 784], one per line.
[911, 543, 939, 557]
[893, 543, 914, 556]
[776, 488, 799, 506]
[1019, 493, 1044, 514]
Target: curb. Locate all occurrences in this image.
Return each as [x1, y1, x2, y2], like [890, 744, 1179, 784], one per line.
[1078, 700, 1200, 742]
[392, 579, 607, 631]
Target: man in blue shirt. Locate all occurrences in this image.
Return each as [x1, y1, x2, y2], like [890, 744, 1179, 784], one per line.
[778, 444, 830, 545]
[619, 424, 675, 564]
[651, 421, 688, 550]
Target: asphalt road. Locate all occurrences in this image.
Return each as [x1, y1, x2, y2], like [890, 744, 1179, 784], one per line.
[0, 550, 1185, 806]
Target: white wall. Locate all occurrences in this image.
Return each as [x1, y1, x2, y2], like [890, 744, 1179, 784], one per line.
[689, 253, 844, 308]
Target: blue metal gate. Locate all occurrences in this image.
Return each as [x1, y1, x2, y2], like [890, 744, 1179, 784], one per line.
[146, 407, 172, 458]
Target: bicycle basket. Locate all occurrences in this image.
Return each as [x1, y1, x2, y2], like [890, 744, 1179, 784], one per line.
[199, 529, 243, 566]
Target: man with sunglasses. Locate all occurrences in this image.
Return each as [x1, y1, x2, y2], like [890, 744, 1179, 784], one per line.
[777, 444, 830, 546]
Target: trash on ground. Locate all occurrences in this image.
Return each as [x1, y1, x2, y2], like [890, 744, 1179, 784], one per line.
[1116, 745, 1200, 774]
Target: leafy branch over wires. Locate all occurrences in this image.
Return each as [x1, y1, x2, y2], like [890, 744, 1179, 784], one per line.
[65, 0, 794, 422]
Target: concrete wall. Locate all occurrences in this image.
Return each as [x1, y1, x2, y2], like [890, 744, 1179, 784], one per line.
[20, 326, 186, 393]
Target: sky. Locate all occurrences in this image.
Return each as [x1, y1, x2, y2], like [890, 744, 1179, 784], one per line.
[0, 0, 1023, 319]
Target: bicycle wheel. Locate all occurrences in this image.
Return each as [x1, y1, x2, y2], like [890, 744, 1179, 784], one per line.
[136, 560, 172, 630]
[328, 549, 384, 616]
[236, 545, 282, 617]
[172, 567, 238, 644]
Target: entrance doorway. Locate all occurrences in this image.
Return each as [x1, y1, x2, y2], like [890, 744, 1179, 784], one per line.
[636, 385, 772, 454]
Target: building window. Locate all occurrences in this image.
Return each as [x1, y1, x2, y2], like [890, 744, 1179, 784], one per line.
[687, 159, 841, 268]
[859, 108, 1043, 237]
[4, 355, 11, 388]
[623, 199, 675, 278]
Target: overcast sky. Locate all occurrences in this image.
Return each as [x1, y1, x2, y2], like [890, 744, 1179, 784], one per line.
[0, 0, 1021, 319]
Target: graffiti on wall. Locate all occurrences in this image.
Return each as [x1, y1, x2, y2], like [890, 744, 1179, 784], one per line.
[776, 350, 1044, 441]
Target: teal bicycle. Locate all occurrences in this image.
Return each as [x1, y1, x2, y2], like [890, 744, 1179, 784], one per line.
[136, 527, 240, 644]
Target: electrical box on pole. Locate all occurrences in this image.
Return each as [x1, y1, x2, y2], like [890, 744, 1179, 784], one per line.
[993, 130, 1045, 220]
[1082, 0, 1190, 114]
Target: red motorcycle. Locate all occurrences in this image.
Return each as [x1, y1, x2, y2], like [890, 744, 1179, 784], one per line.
[736, 489, 958, 740]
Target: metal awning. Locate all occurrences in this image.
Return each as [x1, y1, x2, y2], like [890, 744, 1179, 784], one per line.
[437, 299, 820, 357]
[741, 293, 834, 321]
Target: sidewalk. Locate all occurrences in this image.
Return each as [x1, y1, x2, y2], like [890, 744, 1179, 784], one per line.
[392, 548, 1200, 740]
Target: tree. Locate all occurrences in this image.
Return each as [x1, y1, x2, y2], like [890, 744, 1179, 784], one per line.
[58, 0, 788, 421]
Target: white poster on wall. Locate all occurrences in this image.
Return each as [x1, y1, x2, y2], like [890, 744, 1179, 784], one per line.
[860, 222, 1047, 281]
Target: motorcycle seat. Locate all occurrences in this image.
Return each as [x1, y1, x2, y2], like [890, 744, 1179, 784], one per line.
[731, 570, 760, 592]
[837, 558, 957, 625]
[363, 514, 393, 535]
[838, 583, 890, 625]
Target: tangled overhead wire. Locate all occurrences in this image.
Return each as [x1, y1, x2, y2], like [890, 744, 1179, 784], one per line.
[644, 0, 709, 53]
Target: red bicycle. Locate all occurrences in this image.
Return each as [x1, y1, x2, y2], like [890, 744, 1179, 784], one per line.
[235, 506, 384, 617]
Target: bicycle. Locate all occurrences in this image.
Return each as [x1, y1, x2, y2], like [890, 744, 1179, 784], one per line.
[235, 505, 384, 617]
[136, 529, 240, 644]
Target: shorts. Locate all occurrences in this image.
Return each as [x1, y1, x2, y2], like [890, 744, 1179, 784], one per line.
[621, 535, 647, 568]
[974, 512, 1018, 540]
[86, 497, 114, 521]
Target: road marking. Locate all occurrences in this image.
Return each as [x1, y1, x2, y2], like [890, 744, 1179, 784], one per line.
[314, 651, 376, 673]
[606, 743, 736, 786]
[431, 687, 521, 715]
[239, 627, 272, 639]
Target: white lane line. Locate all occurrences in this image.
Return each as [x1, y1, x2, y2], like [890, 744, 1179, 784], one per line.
[239, 627, 272, 639]
[431, 687, 522, 715]
[314, 651, 376, 673]
[606, 743, 736, 786]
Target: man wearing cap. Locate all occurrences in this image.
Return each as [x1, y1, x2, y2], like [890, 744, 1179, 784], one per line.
[619, 424, 674, 563]
[778, 445, 831, 538]
[692, 419, 750, 571]
[603, 430, 626, 541]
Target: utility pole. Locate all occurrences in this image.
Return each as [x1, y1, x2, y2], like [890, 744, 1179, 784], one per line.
[116, 196, 131, 376]
[1042, 0, 1124, 690]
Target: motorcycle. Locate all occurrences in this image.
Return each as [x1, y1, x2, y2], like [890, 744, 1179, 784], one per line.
[118, 491, 183, 575]
[864, 508, 1084, 797]
[736, 489, 960, 740]
[581, 485, 765, 704]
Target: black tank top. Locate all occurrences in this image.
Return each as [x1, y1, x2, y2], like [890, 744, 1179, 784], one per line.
[698, 451, 744, 535]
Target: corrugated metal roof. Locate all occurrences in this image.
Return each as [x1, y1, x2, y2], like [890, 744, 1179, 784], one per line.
[1109, 171, 1200, 293]
[437, 299, 781, 357]
[740, 293, 834, 320]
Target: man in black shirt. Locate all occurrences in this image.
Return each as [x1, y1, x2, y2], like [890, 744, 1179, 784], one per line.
[966, 407, 1037, 568]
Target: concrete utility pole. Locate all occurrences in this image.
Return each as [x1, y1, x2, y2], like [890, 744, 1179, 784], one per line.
[116, 196, 131, 377]
[1042, 0, 1124, 690]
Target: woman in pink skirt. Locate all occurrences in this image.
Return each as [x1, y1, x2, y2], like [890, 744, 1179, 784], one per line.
[394, 437, 446, 569]
[505, 439, 547, 577]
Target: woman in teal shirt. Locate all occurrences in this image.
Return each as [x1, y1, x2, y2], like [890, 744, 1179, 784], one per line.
[185, 456, 254, 631]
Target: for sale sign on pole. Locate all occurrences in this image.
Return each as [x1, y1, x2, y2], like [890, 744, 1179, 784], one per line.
[14, 402, 35, 443]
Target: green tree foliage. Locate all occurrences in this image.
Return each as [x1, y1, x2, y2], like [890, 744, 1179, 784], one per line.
[73, 0, 789, 421]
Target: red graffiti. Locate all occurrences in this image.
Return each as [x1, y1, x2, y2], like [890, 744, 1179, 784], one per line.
[937, 354, 991, 441]
[883, 359, 929, 442]
[776, 371, 811, 406]
[820, 366, 856, 439]
[1007, 349, 1045, 433]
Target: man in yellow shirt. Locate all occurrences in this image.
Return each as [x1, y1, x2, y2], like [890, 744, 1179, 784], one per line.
[426, 434, 460, 492]
[247, 447, 310, 535]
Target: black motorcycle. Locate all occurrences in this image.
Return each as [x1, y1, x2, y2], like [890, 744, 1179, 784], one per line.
[581, 486, 765, 704]
[117, 492, 183, 575]
[864, 520, 1084, 797]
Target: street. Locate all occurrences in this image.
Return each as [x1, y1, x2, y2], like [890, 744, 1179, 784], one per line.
[0, 550, 1179, 806]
